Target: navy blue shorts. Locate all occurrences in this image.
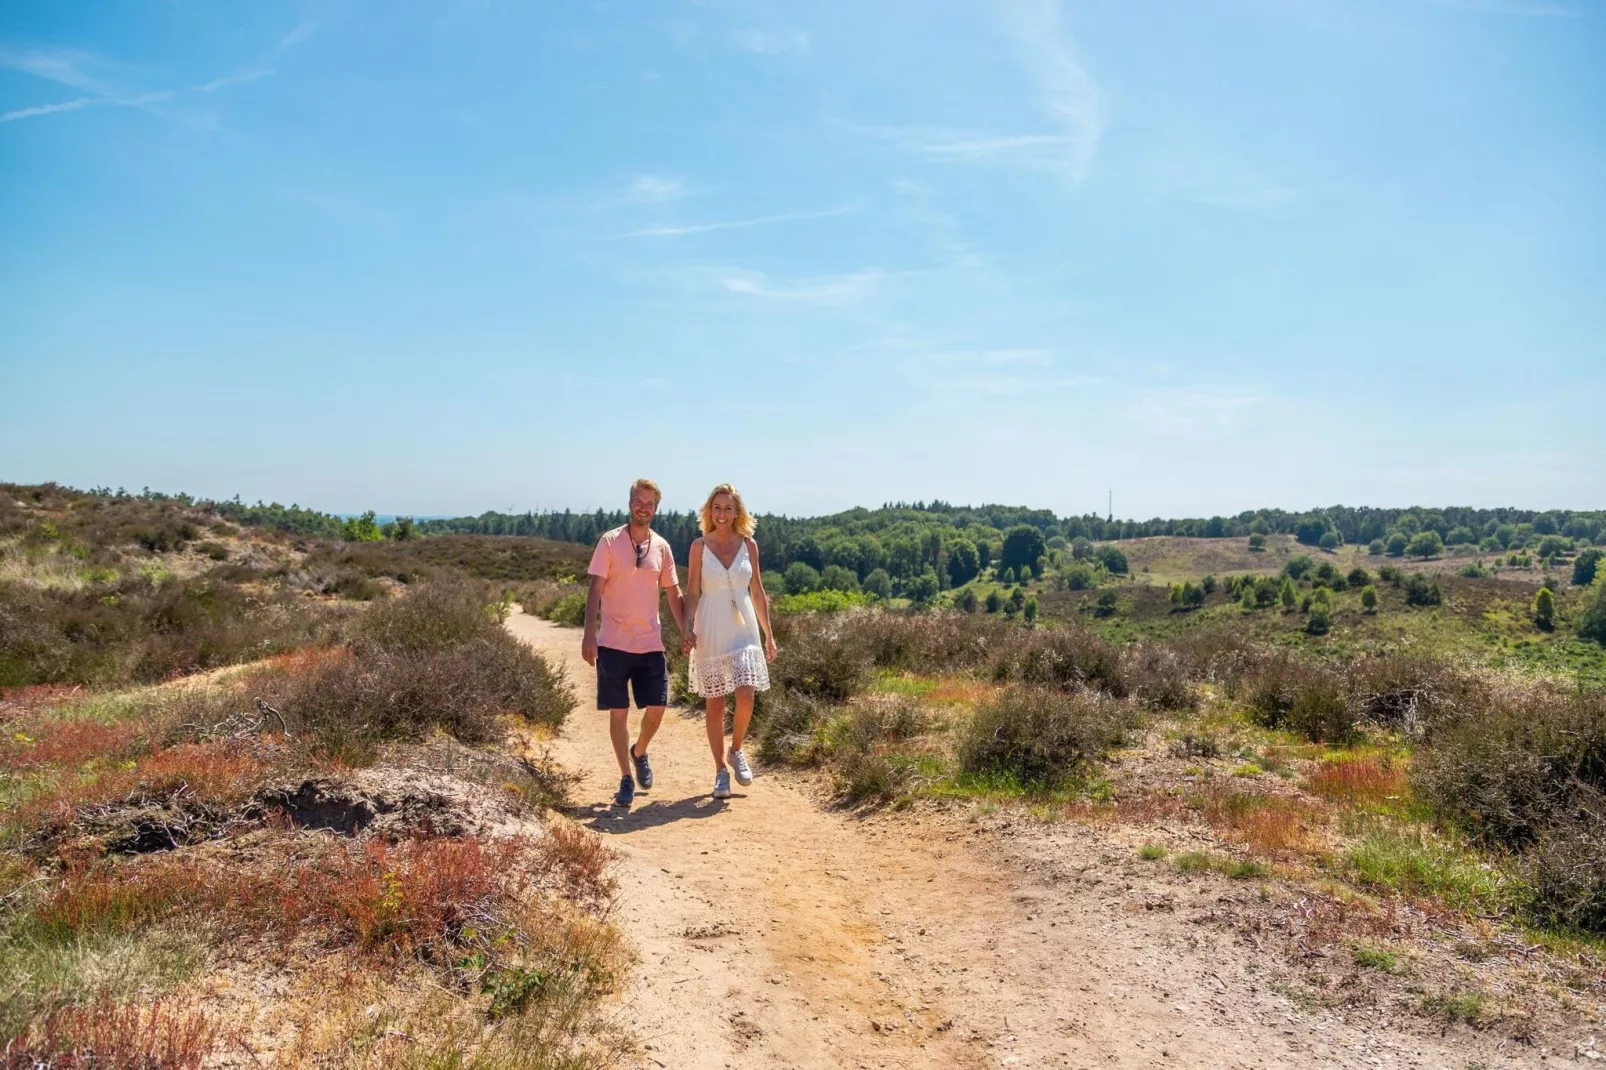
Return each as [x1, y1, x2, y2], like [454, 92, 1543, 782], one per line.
[596, 646, 669, 710]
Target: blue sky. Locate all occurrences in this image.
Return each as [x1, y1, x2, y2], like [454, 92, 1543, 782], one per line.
[2, 1, 1602, 520]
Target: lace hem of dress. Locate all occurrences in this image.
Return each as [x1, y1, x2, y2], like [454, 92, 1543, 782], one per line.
[689, 645, 770, 698]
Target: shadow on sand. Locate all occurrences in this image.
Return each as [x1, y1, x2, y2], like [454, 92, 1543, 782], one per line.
[572, 791, 747, 833]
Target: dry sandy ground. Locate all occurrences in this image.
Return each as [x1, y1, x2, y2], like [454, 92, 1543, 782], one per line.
[508, 611, 1590, 1070]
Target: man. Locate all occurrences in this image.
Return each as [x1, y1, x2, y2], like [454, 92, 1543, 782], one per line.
[583, 478, 686, 808]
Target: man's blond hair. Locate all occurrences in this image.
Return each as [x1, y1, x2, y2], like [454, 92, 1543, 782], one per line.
[629, 478, 662, 506]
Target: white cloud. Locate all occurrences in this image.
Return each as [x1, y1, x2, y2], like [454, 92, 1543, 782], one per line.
[626, 175, 690, 203]
[729, 28, 810, 54]
[0, 21, 306, 126]
[866, 126, 1074, 171]
[613, 205, 855, 238]
[0, 88, 173, 123]
[1, 97, 95, 122]
[195, 69, 271, 94]
[861, 2, 1103, 186]
[1126, 388, 1263, 438]
[0, 48, 108, 93]
[1001, 0, 1104, 185]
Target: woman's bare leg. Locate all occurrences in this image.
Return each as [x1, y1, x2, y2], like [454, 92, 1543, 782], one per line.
[731, 687, 755, 754]
[704, 694, 727, 770]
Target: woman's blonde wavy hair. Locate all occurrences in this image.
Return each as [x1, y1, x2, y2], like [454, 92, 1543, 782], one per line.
[699, 483, 756, 537]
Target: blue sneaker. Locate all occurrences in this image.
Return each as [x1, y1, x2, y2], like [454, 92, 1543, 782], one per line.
[631, 746, 653, 790]
[613, 775, 634, 808]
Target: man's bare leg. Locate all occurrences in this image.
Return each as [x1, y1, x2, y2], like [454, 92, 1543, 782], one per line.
[608, 708, 632, 777]
[633, 705, 665, 760]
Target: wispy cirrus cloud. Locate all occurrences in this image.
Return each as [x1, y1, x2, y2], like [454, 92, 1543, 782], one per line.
[612, 205, 855, 239]
[0, 20, 313, 125]
[0, 47, 108, 93]
[0, 86, 172, 123]
[1002, 0, 1104, 185]
[719, 268, 885, 303]
[866, 126, 1076, 171]
[626, 175, 692, 204]
[865, 1, 1103, 186]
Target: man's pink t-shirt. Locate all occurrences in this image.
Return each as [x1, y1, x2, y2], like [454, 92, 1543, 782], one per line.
[587, 525, 678, 654]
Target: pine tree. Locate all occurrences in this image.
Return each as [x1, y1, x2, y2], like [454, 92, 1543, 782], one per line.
[1279, 578, 1297, 611]
[1534, 586, 1556, 631]
[1360, 585, 1379, 613]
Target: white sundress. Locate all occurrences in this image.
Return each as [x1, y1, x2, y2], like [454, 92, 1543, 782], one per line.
[689, 540, 771, 698]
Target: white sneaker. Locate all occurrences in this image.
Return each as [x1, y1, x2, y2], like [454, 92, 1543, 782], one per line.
[728, 748, 754, 787]
[713, 768, 732, 799]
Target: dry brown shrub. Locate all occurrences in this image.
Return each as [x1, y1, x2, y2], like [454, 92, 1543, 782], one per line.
[534, 822, 617, 913]
[1122, 644, 1197, 710]
[1412, 683, 1606, 849]
[1342, 654, 1486, 735]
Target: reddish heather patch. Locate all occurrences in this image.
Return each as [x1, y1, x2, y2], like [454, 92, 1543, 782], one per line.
[33, 856, 217, 939]
[13, 741, 271, 837]
[1306, 755, 1410, 807]
[255, 645, 351, 678]
[925, 678, 999, 706]
[1194, 787, 1326, 855]
[0, 684, 86, 721]
[291, 834, 532, 954]
[2, 997, 221, 1070]
[0, 718, 148, 773]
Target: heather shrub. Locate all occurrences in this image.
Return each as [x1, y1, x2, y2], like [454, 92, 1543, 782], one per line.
[1528, 788, 1606, 934]
[752, 690, 832, 764]
[1411, 685, 1606, 851]
[1122, 644, 1197, 710]
[258, 583, 573, 752]
[0, 577, 340, 688]
[958, 685, 1138, 787]
[834, 611, 1001, 673]
[767, 617, 873, 703]
[1235, 651, 1358, 744]
[991, 624, 1127, 698]
[1343, 654, 1485, 736]
[830, 698, 930, 801]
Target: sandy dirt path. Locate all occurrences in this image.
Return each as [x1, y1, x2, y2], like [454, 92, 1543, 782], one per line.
[508, 612, 1562, 1070]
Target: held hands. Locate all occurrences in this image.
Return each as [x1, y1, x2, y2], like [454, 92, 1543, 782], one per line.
[681, 629, 697, 656]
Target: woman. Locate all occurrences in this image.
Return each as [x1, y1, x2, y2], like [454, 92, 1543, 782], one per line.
[682, 483, 777, 800]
